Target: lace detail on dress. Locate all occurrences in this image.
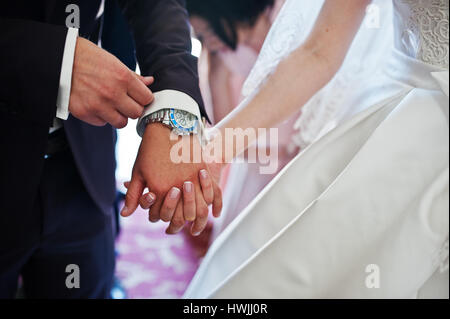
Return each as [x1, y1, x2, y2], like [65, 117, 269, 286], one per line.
[290, 1, 394, 149]
[242, 0, 395, 150]
[398, 0, 449, 69]
[291, 68, 359, 149]
[241, 0, 327, 149]
[242, 0, 316, 97]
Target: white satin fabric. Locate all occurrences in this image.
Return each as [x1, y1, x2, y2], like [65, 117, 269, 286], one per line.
[184, 0, 449, 298]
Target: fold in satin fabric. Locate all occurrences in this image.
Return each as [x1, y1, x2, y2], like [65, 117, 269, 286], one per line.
[184, 46, 449, 298]
[431, 71, 449, 98]
[209, 88, 449, 298]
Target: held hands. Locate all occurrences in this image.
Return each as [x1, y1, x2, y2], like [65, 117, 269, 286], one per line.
[69, 37, 154, 128]
[121, 123, 224, 236]
[69, 38, 223, 235]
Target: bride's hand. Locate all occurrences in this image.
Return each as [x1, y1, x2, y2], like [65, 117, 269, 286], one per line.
[124, 166, 223, 235]
[165, 167, 223, 235]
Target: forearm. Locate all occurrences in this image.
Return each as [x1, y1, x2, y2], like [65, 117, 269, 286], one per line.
[213, 47, 332, 162]
[212, 0, 370, 162]
[218, 45, 335, 134]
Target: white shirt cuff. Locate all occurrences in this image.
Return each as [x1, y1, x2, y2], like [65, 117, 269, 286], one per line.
[56, 27, 78, 120]
[136, 89, 201, 137]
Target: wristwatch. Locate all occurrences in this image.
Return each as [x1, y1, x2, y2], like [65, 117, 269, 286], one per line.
[138, 108, 202, 137]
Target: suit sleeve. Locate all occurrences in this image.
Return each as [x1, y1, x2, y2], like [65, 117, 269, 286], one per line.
[117, 0, 209, 122]
[0, 19, 67, 126]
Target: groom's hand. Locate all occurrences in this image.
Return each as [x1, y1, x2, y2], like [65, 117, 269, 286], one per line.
[121, 123, 223, 235]
[69, 37, 154, 128]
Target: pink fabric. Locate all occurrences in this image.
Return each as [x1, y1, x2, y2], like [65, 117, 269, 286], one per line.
[115, 203, 203, 299]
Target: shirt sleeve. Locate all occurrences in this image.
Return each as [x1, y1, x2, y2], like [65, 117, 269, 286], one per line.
[55, 27, 79, 120]
[136, 89, 201, 137]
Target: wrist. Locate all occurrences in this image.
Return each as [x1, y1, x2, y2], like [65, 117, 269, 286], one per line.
[143, 122, 172, 139]
[143, 122, 199, 151]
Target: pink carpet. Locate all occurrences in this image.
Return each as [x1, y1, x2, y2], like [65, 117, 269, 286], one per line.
[115, 203, 206, 299]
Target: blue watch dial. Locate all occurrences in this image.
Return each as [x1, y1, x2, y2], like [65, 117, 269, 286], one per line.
[169, 108, 198, 133]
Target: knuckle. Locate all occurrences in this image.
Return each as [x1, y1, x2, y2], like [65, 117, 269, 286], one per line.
[201, 178, 212, 187]
[205, 197, 214, 206]
[159, 207, 172, 222]
[84, 97, 97, 112]
[206, 188, 214, 197]
[164, 200, 177, 211]
[95, 119, 107, 127]
[160, 214, 170, 222]
[172, 217, 185, 228]
[101, 85, 116, 101]
[143, 92, 154, 105]
[198, 206, 209, 218]
[151, 185, 167, 196]
[130, 107, 143, 119]
[113, 117, 128, 129]
[119, 117, 129, 128]
[117, 67, 130, 83]
[76, 107, 88, 119]
[184, 194, 195, 203]
[125, 192, 137, 203]
[161, 204, 173, 216]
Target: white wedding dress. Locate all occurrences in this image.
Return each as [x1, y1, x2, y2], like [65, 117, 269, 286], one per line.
[185, 0, 449, 298]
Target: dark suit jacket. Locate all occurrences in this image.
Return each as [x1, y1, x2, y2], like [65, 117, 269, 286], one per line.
[0, 0, 207, 230]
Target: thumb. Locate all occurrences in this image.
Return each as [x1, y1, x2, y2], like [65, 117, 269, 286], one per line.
[121, 176, 145, 217]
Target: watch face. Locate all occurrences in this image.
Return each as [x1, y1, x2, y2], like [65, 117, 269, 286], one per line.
[169, 109, 198, 133]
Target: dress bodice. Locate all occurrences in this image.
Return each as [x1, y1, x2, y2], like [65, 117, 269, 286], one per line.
[393, 0, 449, 69]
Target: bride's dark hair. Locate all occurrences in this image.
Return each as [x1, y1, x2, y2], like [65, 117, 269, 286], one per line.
[186, 0, 275, 50]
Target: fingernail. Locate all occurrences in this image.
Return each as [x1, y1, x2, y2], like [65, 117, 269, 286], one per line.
[146, 193, 155, 204]
[192, 231, 201, 237]
[169, 187, 181, 199]
[121, 206, 129, 216]
[200, 169, 208, 179]
[184, 182, 193, 193]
